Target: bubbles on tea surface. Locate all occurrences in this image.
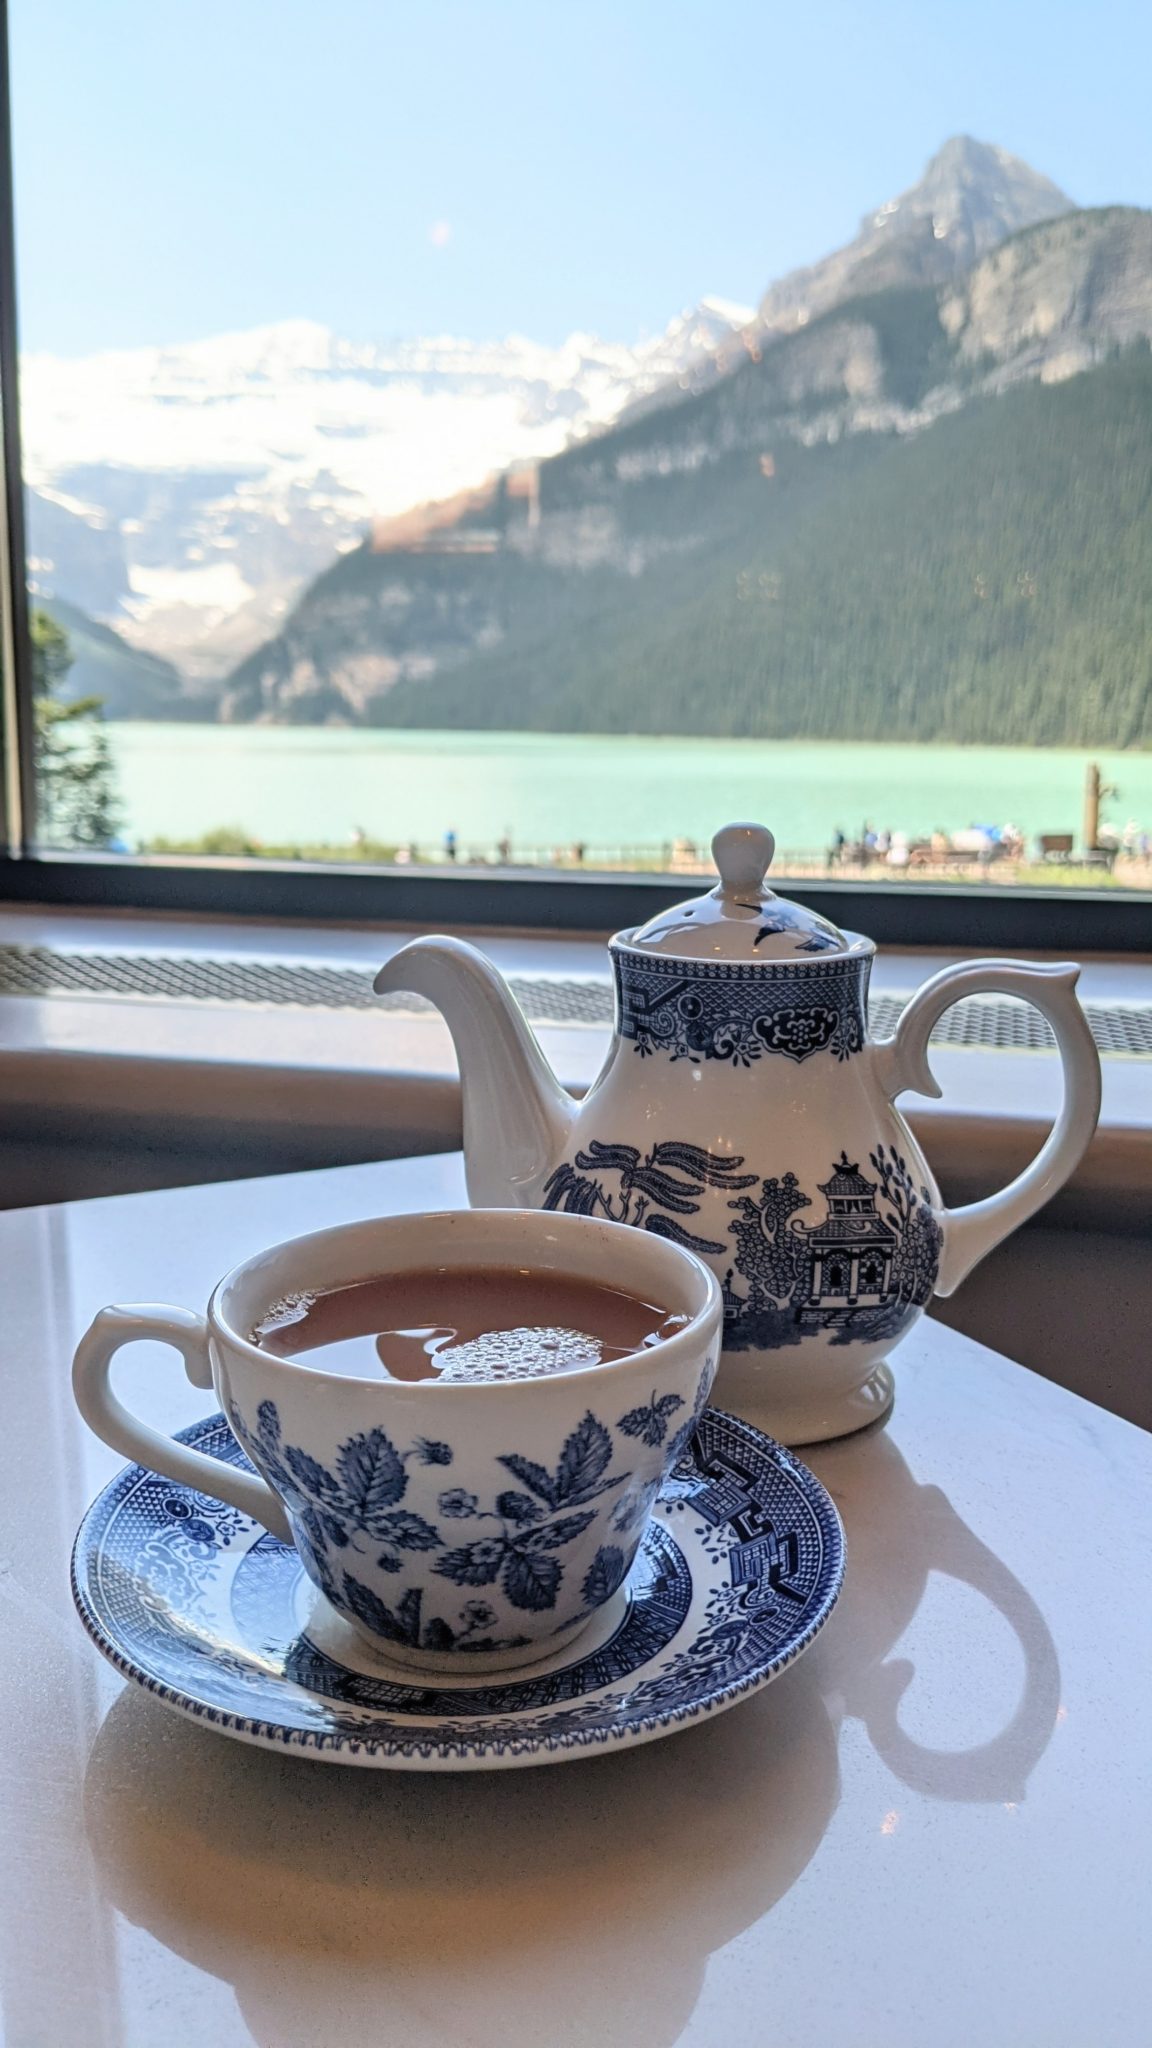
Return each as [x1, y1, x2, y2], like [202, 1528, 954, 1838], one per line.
[425, 1324, 607, 1384]
[251, 1291, 317, 1345]
[250, 1271, 691, 1381]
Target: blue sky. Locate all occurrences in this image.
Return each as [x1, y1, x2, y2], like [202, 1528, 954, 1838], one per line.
[11, 0, 1152, 354]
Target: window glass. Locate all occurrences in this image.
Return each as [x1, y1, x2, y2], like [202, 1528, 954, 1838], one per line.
[10, 1, 1152, 890]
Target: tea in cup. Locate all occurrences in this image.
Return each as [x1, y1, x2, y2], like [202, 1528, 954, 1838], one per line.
[73, 1209, 722, 1671]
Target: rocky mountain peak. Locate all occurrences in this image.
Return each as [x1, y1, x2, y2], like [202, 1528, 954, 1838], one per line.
[759, 135, 1074, 335]
[875, 134, 1074, 254]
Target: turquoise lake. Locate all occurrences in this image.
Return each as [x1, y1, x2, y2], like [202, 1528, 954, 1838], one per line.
[103, 725, 1152, 858]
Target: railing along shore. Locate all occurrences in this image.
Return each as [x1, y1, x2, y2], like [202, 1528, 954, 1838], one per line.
[140, 832, 1152, 889]
[392, 843, 1152, 888]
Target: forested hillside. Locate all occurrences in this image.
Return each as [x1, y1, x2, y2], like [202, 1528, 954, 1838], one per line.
[225, 206, 1152, 747]
[371, 351, 1152, 747]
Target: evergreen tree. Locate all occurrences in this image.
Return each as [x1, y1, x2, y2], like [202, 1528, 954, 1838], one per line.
[32, 610, 123, 847]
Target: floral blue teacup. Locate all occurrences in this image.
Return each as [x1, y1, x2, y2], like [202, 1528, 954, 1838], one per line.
[72, 1208, 722, 1672]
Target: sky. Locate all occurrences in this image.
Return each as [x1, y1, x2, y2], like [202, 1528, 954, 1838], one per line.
[10, 0, 1152, 356]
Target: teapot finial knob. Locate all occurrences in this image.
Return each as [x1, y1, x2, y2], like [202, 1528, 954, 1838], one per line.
[711, 822, 776, 895]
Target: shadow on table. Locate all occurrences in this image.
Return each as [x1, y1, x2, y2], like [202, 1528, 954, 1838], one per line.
[809, 1424, 1063, 1803]
[83, 1421, 1061, 2048]
[85, 1656, 841, 2048]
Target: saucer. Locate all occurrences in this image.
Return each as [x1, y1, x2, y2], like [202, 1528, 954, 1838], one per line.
[72, 1406, 844, 1771]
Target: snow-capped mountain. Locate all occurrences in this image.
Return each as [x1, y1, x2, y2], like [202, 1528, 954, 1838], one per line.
[21, 134, 1078, 701]
[21, 301, 753, 683]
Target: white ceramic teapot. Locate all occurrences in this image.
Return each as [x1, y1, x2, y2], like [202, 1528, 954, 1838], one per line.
[375, 823, 1101, 1444]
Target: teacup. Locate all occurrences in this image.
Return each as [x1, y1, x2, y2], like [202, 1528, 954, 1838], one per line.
[72, 1208, 722, 1672]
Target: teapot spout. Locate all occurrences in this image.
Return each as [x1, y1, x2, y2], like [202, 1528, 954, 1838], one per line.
[374, 936, 576, 1207]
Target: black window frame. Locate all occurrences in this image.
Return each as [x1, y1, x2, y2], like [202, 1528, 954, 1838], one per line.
[0, 9, 1148, 954]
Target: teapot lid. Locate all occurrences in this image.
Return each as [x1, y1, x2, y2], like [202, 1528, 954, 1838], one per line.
[629, 823, 849, 959]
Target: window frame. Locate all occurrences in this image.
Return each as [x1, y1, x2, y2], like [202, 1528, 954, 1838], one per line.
[0, 0, 33, 859]
[0, 10, 1148, 953]
[0, 847, 1146, 951]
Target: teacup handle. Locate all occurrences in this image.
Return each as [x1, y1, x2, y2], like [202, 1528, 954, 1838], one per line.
[875, 961, 1101, 1297]
[72, 1304, 292, 1542]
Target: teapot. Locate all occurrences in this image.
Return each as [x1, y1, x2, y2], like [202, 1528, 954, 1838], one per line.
[375, 823, 1101, 1444]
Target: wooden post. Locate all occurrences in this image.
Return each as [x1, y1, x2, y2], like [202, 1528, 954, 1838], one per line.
[1083, 762, 1101, 852]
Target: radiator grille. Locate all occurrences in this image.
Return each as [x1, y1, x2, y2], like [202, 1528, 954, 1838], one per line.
[0, 945, 1147, 1055]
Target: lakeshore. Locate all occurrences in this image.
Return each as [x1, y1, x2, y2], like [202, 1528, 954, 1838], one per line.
[103, 725, 1152, 879]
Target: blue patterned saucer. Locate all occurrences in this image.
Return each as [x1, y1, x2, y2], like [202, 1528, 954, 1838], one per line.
[72, 1406, 844, 1771]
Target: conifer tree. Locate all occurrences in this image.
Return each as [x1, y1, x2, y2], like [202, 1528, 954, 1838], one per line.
[32, 610, 122, 847]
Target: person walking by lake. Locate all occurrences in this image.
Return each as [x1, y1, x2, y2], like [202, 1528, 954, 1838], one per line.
[444, 827, 458, 863]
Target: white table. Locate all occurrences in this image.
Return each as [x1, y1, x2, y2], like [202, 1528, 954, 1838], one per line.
[2, 1152, 1149, 2048]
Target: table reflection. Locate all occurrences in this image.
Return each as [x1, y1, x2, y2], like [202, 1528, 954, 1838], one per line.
[86, 1658, 840, 2048]
[81, 1406, 1061, 2048]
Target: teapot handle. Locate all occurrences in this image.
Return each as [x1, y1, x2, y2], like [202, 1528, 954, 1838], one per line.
[875, 961, 1101, 1297]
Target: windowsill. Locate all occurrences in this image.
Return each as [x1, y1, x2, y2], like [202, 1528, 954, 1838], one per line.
[0, 903, 1146, 1224]
[1, 898, 1150, 996]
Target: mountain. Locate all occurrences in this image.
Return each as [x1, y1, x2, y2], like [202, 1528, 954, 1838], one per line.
[34, 596, 186, 718]
[20, 301, 754, 686]
[23, 134, 1069, 698]
[223, 204, 1152, 748]
[30, 131, 1134, 745]
[940, 207, 1152, 383]
[363, 349, 1152, 750]
[757, 135, 1073, 334]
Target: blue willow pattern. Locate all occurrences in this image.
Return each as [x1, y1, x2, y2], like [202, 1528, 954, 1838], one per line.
[71, 1407, 843, 1763]
[544, 1142, 942, 1348]
[614, 949, 867, 1066]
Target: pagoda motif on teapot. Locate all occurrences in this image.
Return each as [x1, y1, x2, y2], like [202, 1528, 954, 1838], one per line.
[542, 1138, 941, 1356]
